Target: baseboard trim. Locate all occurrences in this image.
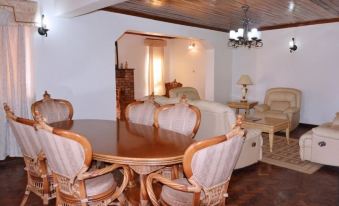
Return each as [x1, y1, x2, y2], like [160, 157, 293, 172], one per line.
[299, 123, 318, 128]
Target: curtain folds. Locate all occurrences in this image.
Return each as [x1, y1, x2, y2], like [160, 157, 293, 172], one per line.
[147, 45, 165, 96]
[0, 7, 34, 160]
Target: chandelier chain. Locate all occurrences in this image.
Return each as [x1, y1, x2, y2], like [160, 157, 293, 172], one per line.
[228, 5, 263, 48]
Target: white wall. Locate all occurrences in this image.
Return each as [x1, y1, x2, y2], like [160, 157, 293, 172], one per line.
[117, 34, 170, 99]
[34, 0, 232, 120]
[118, 35, 211, 99]
[232, 23, 339, 124]
[168, 39, 210, 99]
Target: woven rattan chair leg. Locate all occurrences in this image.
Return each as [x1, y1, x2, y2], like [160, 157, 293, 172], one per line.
[220, 198, 226, 206]
[171, 165, 179, 179]
[20, 187, 30, 206]
[127, 168, 136, 188]
[42, 194, 49, 205]
[117, 193, 127, 205]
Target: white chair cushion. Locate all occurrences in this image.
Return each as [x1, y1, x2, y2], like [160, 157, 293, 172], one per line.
[266, 92, 297, 108]
[169, 87, 200, 100]
[161, 178, 204, 206]
[85, 173, 116, 197]
[255, 110, 288, 120]
[270, 101, 290, 111]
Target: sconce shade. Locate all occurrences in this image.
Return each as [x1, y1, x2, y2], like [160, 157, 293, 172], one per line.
[237, 75, 253, 85]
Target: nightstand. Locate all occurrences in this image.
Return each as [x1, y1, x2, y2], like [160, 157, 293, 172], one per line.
[227, 101, 258, 115]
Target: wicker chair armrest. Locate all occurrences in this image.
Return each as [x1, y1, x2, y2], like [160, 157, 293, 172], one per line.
[146, 173, 200, 206]
[77, 164, 122, 180]
[111, 164, 130, 201]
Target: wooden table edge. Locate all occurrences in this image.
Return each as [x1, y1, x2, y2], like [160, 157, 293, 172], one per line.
[93, 153, 184, 166]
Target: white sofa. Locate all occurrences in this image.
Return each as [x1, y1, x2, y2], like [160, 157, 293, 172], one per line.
[145, 91, 263, 169]
[299, 113, 339, 166]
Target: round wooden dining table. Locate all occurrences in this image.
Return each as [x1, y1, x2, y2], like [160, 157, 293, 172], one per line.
[50, 119, 194, 205]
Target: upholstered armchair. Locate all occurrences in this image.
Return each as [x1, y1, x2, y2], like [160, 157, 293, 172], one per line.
[35, 112, 129, 206]
[254, 87, 302, 130]
[299, 113, 339, 166]
[31, 91, 73, 124]
[146, 119, 245, 206]
[169, 87, 201, 100]
[4, 104, 56, 205]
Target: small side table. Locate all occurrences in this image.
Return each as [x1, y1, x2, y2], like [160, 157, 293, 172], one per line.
[227, 101, 258, 116]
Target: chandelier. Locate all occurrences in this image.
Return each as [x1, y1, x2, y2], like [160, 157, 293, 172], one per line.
[228, 5, 263, 48]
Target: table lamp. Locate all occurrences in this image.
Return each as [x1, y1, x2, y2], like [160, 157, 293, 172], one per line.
[237, 75, 253, 102]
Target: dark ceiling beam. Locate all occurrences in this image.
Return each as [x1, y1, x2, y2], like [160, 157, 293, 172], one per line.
[102, 7, 229, 32]
[124, 31, 176, 39]
[260, 18, 339, 31]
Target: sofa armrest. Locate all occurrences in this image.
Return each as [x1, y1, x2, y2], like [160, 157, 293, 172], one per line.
[312, 126, 339, 140]
[332, 112, 339, 126]
[254, 104, 270, 112]
[283, 107, 300, 114]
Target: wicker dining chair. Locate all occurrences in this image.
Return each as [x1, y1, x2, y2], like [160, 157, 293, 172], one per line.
[154, 100, 201, 138]
[125, 99, 159, 126]
[146, 116, 245, 206]
[154, 99, 201, 179]
[3, 103, 56, 205]
[34, 111, 129, 206]
[124, 99, 160, 187]
[31, 91, 73, 124]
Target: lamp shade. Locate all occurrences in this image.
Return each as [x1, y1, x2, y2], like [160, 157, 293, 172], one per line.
[237, 75, 253, 85]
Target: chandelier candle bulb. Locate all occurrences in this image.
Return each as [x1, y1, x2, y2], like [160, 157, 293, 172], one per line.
[230, 30, 236, 40]
[251, 28, 258, 39]
[228, 5, 263, 48]
[248, 31, 253, 40]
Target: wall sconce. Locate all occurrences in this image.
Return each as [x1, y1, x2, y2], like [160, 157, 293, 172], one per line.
[289, 37, 297, 52]
[188, 42, 196, 50]
[38, 14, 49, 37]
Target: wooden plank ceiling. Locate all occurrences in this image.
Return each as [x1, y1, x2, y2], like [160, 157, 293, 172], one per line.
[104, 0, 339, 32]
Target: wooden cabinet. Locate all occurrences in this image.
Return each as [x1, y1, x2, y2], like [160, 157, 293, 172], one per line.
[164, 79, 182, 97]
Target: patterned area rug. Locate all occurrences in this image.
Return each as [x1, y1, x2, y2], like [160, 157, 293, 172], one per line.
[261, 135, 322, 174]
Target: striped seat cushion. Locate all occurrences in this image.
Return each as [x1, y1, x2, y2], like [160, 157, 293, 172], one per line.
[161, 178, 204, 206]
[85, 173, 116, 197]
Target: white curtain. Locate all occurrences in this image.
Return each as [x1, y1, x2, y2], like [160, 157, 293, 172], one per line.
[147, 46, 165, 96]
[0, 7, 34, 160]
